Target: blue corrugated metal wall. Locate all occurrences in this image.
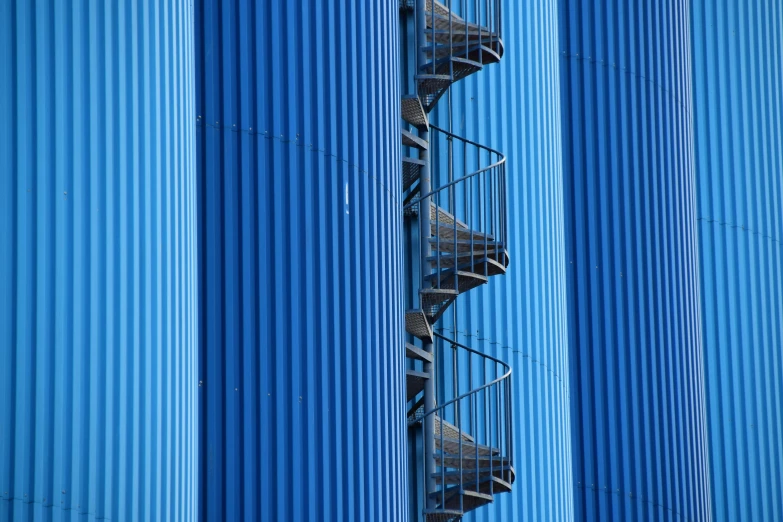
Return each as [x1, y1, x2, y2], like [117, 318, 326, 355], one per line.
[195, 1, 407, 520]
[0, 1, 198, 521]
[558, 1, 712, 520]
[691, 2, 783, 520]
[431, 1, 574, 520]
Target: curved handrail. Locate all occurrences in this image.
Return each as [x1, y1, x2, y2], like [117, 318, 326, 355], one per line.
[416, 332, 510, 418]
[413, 331, 515, 513]
[404, 124, 505, 211]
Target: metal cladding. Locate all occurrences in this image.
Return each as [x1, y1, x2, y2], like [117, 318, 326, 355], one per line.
[0, 1, 197, 522]
[691, 2, 783, 520]
[195, 1, 406, 521]
[431, 1, 573, 520]
[558, 1, 711, 521]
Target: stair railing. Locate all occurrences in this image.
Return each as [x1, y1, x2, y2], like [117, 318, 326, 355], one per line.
[414, 0, 503, 77]
[411, 332, 513, 513]
[403, 124, 507, 313]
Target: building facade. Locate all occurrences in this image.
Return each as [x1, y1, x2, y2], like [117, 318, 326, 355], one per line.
[0, 1, 198, 521]
[692, 1, 783, 520]
[558, 1, 712, 520]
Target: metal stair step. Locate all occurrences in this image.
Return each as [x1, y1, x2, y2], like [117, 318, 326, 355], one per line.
[429, 204, 469, 229]
[428, 237, 504, 254]
[402, 129, 428, 150]
[435, 415, 474, 443]
[406, 342, 433, 363]
[405, 309, 433, 342]
[431, 223, 494, 242]
[432, 465, 515, 485]
[428, 487, 493, 512]
[403, 156, 426, 192]
[404, 202, 470, 230]
[421, 42, 502, 66]
[406, 369, 430, 402]
[415, 73, 455, 112]
[425, 269, 488, 294]
[423, 509, 463, 522]
[434, 436, 499, 457]
[401, 94, 429, 129]
[426, 252, 508, 277]
[434, 451, 508, 471]
[419, 288, 457, 322]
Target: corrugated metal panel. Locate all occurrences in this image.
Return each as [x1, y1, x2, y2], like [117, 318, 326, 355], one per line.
[0, 1, 198, 521]
[194, 1, 407, 521]
[429, 1, 574, 521]
[558, 1, 712, 521]
[691, 2, 783, 520]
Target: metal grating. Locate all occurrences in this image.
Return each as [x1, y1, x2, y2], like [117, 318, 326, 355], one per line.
[405, 309, 434, 342]
[403, 156, 426, 191]
[401, 95, 429, 129]
[402, 129, 429, 150]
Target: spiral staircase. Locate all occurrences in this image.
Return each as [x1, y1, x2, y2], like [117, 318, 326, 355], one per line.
[400, 1, 512, 521]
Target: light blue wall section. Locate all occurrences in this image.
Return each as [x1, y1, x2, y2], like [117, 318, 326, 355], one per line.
[558, 1, 712, 520]
[431, 1, 574, 520]
[195, 1, 407, 521]
[691, 2, 783, 520]
[0, 1, 198, 521]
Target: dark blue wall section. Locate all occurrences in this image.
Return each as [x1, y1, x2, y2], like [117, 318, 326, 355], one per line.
[558, 1, 711, 520]
[692, 1, 783, 520]
[195, 1, 407, 521]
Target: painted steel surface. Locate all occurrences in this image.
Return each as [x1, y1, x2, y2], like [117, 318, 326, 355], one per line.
[691, 2, 783, 520]
[558, 1, 711, 521]
[429, 1, 574, 520]
[0, 1, 198, 521]
[195, 1, 406, 521]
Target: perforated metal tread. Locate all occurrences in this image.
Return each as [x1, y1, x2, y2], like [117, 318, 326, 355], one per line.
[406, 342, 433, 363]
[434, 451, 508, 471]
[425, 269, 487, 294]
[429, 487, 493, 512]
[407, 369, 430, 401]
[406, 309, 433, 342]
[420, 289, 457, 322]
[424, 509, 463, 522]
[428, 237, 505, 254]
[434, 436, 498, 457]
[420, 287, 458, 309]
[402, 129, 428, 150]
[424, 0, 503, 52]
[403, 156, 425, 192]
[432, 465, 514, 485]
[431, 223, 494, 242]
[422, 42, 502, 67]
[416, 58, 482, 112]
[435, 415, 474, 443]
[402, 94, 429, 129]
[427, 253, 508, 277]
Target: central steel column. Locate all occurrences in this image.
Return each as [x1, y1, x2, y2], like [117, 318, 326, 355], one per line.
[416, 0, 436, 512]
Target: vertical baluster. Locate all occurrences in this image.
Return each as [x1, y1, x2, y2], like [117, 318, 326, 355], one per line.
[473, 384, 479, 493]
[458, 397, 464, 513]
[436, 191, 441, 291]
[495, 363, 501, 482]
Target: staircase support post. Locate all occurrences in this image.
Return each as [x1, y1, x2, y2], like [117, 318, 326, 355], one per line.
[417, 0, 436, 507]
[419, 128, 437, 513]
